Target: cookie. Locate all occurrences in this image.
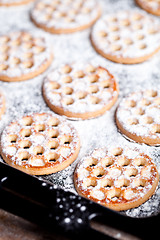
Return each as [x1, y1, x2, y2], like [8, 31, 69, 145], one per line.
[0, 0, 35, 6]
[43, 63, 119, 119]
[116, 89, 160, 145]
[0, 31, 53, 82]
[74, 147, 159, 211]
[91, 11, 160, 64]
[136, 0, 160, 16]
[31, 0, 101, 34]
[0, 90, 5, 119]
[0, 112, 80, 175]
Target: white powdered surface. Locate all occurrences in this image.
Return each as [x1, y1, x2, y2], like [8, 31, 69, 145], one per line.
[0, 31, 51, 78]
[91, 10, 160, 59]
[31, 0, 99, 31]
[43, 62, 117, 115]
[137, 0, 160, 11]
[0, 0, 28, 3]
[0, 0, 159, 218]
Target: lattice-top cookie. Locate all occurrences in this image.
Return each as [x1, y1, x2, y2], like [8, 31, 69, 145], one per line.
[136, 0, 160, 16]
[31, 0, 101, 34]
[91, 11, 160, 64]
[0, 0, 35, 6]
[0, 31, 53, 82]
[43, 63, 119, 119]
[0, 112, 80, 175]
[116, 89, 160, 145]
[74, 147, 159, 211]
[0, 90, 5, 119]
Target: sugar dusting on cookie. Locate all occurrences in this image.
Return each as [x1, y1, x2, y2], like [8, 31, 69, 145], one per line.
[91, 10, 160, 63]
[43, 62, 119, 119]
[75, 147, 158, 206]
[0, 31, 52, 81]
[31, 0, 100, 33]
[1, 112, 80, 174]
[0, 0, 159, 217]
[136, 0, 160, 16]
[116, 89, 160, 145]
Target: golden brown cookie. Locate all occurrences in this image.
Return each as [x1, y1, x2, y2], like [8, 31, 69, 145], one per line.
[74, 147, 159, 211]
[0, 90, 5, 119]
[42, 63, 119, 119]
[31, 0, 101, 34]
[91, 11, 160, 64]
[136, 0, 160, 16]
[0, 31, 53, 82]
[0, 112, 80, 175]
[0, 0, 35, 6]
[116, 89, 160, 145]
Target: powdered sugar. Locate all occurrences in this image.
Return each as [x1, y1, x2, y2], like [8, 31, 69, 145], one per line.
[43, 62, 118, 117]
[75, 146, 159, 211]
[31, 0, 100, 32]
[91, 10, 160, 59]
[137, 0, 160, 11]
[116, 89, 160, 140]
[1, 113, 80, 169]
[30, 134, 45, 145]
[0, 0, 159, 217]
[5, 146, 17, 155]
[0, 31, 52, 79]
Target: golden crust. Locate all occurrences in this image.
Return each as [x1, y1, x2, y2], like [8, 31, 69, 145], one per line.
[0, 112, 80, 175]
[116, 90, 160, 146]
[42, 64, 119, 120]
[1, 140, 80, 175]
[0, 31, 53, 82]
[43, 90, 118, 120]
[90, 35, 160, 64]
[74, 147, 159, 211]
[74, 170, 159, 211]
[135, 0, 160, 16]
[31, 8, 101, 34]
[0, 54, 53, 82]
[91, 11, 160, 64]
[116, 115, 160, 146]
[31, 0, 101, 34]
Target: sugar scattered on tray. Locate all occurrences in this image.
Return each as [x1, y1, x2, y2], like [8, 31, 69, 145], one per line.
[0, 0, 159, 218]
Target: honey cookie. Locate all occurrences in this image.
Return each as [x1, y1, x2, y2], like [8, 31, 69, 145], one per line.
[0, 90, 5, 119]
[43, 63, 119, 119]
[0, 112, 80, 175]
[116, 89, 160, 145]
[136, 0, 160, 16]
[0, 0, 35, 6]
[74, 147, 159, 211]
[91, 11, 160, 64]
[31, 0, 101, 34]
[0, 31, 53, 82]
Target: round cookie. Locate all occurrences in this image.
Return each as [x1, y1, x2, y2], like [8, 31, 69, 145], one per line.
[0, 112, 80, 175]
[0, 0, 35, 6]
[0, 90, 5, 119]
[0, 31, 53, 82]
[116, 89, 160, 146]
[136, 0, 160, 16]
[42, 63, 119, 119]
[31, 0, 101, 34]
[91, 11, 160, 64]
[74, 147, 159, 211]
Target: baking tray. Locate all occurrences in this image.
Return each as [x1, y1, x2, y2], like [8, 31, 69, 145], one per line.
[0, 161, 159, 240]
[0, 0, 159, 221]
